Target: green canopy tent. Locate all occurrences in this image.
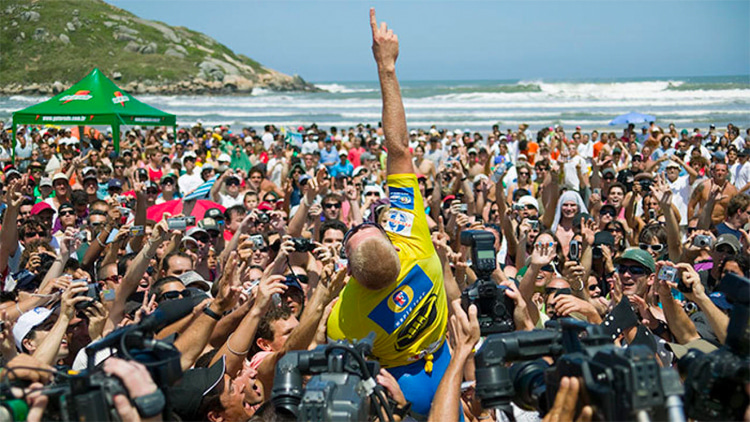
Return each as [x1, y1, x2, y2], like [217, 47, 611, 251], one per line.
[11, 68, 175, 159]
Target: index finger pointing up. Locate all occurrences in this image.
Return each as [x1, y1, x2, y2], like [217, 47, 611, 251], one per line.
[370, 8, 377, 34]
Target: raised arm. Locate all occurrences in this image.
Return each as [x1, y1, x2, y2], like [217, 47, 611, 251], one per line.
[371, 9, 412, 176]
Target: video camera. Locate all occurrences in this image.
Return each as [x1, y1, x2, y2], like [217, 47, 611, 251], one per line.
[459, 230, 515, 335]
[678, 272, 750, 421]
[0, 298, 194, 421]
[474, 318, 685, 422]
[272, 333, 396, 422]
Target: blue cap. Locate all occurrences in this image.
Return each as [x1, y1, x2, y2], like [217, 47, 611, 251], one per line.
[283, 275, 304, 293]
[709, 291, 732, 311]
[108, 179, 123, 189]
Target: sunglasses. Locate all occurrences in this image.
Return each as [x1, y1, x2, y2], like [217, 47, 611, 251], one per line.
[588, 284, 599, 291]
[545, 287, 571, 296]
[617, 264, 649, 276]
[146, 189, 159, 195]
[59, 210, 76, 217]
[519, 172, 530, 176]
[365, 192, 380, 197]
[600, 210, 616, 218]
[24, 231, 46, 238]
[114, 165, 125, 169]
[226, 180, 240, 187]
[603, 176, 615, 181]
[323, 203, 341, 209]
[536, 167, 549, 172]
[343, 221, 386, 249]
[639, 243, 664, 252]
[161, 180, 174, 186]
[158, 289, 192, 302]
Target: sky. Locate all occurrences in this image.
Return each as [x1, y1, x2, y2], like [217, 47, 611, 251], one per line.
[108, 0, 749, 82]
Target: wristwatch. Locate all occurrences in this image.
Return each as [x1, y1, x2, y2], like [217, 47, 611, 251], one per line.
[203, 306, 222, 321]
[133, 390, 166, 418]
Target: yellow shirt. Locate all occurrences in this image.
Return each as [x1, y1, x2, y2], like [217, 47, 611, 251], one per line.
[327, 174, 447, 368]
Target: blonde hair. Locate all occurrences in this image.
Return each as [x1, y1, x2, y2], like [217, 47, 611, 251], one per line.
[349, 235, 400, 290]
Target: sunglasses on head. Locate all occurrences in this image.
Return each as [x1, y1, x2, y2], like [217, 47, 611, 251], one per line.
[617, 264, 649, 276]
[343, 221, 386, 249]
[639, 243, 664, 252]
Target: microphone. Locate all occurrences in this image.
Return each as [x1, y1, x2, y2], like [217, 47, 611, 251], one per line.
[139, 296, 197, 333]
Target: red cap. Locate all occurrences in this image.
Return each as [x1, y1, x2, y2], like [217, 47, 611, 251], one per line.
[31, 202, 53, 215]
[257, 201, 274, 211]
[416, 173, 427, 180]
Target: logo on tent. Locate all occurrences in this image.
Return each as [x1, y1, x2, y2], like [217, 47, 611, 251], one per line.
[60, 90, 92, 104]
[112, 91, 129, 106]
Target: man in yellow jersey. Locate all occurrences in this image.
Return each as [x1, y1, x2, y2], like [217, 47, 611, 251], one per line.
[326, 9, 449, 417]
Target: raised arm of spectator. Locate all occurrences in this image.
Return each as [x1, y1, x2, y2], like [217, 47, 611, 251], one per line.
[175, 253, 242, 370]
[371, 9, 412, 176]
[495, 176, 518, 258]
[288, 174, 326, 237]
[540, 166, 560, 229]
[210, 171, 228, 203]
[128, 181, 147, 252]
[343, 181, 363, 226]
[40, 228, 81, 291]
[33, 282, 89, 365]
[678, 263, 729, 344]
[81, 221, 114, 270]
[654, 271, 699, 344]
[211, 274, 287, 377]
[428, 300, 480, 422]
[109, 217, 169, 326]
[652, 176, 683, 261]
[698, 181, 723, 230]
[0, 178, 24, 276]
[432, 220, 461, 303]
[519, 243, 555, 326]
[257, 265, 346, 398]
[671, 155, 698, 179]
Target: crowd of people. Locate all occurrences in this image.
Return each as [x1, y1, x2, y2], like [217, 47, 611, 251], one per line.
[0, 9, 749, 422]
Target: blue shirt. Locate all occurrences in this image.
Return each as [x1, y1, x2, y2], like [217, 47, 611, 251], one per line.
[320, 147, 339, 169]
[329, 161, 354, 178]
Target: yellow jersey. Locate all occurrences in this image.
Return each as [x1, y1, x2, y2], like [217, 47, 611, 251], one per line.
[327, 174, 448, 368]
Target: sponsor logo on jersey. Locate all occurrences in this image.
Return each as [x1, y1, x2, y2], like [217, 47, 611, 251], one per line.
[384, 210, 414, 236]
[389, 187, 414, 210]
[369, 265, 432, 334]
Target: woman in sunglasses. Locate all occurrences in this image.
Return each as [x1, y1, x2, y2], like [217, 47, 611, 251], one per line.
[505, 163, 537, 201]
[637, 223, 669, 260]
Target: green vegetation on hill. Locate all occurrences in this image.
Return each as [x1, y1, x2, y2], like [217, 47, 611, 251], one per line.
[0, 0, 314, 94]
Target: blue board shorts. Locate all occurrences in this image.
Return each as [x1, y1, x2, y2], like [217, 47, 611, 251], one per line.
[386, 341, 464, 420]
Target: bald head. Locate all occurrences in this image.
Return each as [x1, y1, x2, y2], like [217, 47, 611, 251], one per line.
[348, 233, 400, 290]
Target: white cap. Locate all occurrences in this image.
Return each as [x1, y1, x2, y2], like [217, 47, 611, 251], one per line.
[352, 166, 368, 177]
[217, 153, 231, 163]
[178, 270, 212, 292]
[182, 151, 197, 164]
[52, 173, 68, 183]
[338, 149, 348, 156]
[517, 195, 539, 211]
[13, 307, 54, 351]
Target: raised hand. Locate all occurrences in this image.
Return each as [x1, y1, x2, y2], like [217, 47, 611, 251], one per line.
[530, 240, 556, 267]
[370, 8, 399, 71]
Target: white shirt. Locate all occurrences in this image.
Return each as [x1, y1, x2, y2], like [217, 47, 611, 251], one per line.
[219, 193, 244, 208]
[577, 141, 594, 163]
[732, 136, 746, 150]
[266, 157, 285, 186]
[563, 155, 586, 190]
[178, 172, 203, 196]
[262, 132, 274, 150]
[736, 161, 750, 192]
[669, 175, 691, 225]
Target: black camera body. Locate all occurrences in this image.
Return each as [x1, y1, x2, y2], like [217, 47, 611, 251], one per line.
[474, 318, 683, 421]
[292, 237, 316, 253]
[678, 272, 750, 421]
[74, 282, 102, 311]
[272, 334, 382, 422]
[461, 282, 515, 335]
[43, 371, 127, 421]
[459, 230, 515, 335]
[257, 211, 271, 224]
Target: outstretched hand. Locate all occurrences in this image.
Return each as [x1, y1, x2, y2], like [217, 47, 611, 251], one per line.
[370, 8, 399, 71]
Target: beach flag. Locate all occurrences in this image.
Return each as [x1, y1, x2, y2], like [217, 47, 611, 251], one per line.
[183, 175, 217, 201]
[282, 127, 303, 149]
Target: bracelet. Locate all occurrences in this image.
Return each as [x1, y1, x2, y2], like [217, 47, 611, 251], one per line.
[202, 306, 222, 321]
[226, 333, 249, 356]
[97, 236, 106, 248]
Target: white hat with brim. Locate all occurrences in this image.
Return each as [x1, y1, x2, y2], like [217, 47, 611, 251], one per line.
[13, 307, 54, 351]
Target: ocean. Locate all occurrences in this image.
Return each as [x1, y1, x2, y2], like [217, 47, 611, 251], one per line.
[2, 75, 748, 133]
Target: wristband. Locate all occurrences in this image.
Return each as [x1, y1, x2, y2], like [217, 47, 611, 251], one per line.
[133, 390, 166, 418]
[392, 400, 411, 419]
[202, 306, 222, 321]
